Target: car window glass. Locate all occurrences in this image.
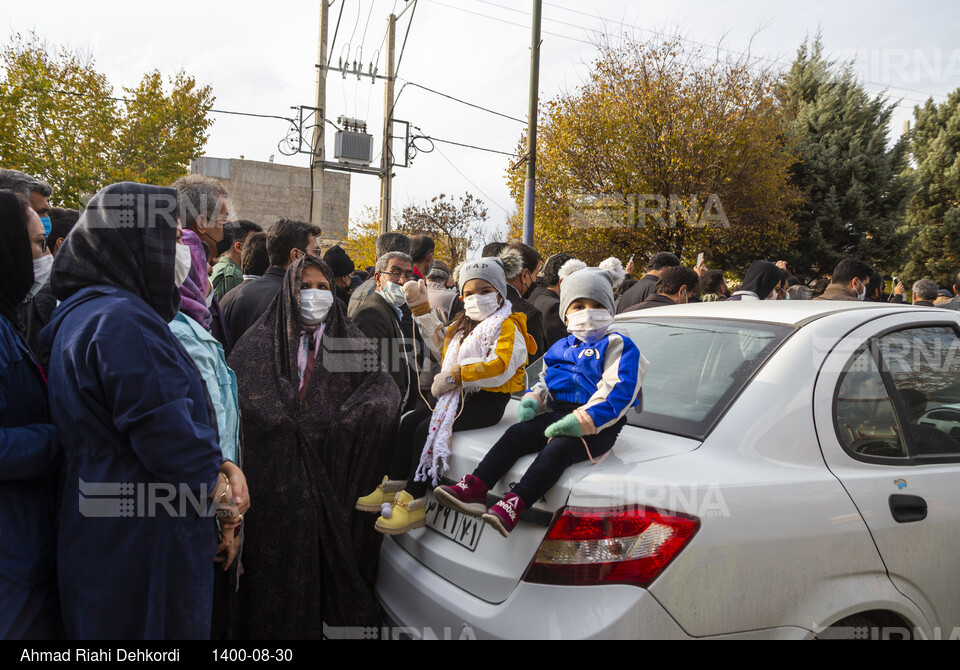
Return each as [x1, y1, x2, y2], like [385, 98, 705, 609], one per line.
[835, 346, 909, 459]
[878, 327, 960, 457]
[622, 319, 791, 438]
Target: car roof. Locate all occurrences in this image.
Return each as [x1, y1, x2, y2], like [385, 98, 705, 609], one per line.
[614, 300, 950, 327]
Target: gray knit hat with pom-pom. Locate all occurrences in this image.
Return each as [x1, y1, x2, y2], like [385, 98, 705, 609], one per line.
[558, 257, 626, 319]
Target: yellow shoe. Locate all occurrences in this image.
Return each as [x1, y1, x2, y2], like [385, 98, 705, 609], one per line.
[356, 476, 406, 513]
[375, 491, 426, 535]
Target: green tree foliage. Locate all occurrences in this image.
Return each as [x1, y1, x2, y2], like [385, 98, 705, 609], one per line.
[780, 36, 913, 278]
[0, 33, 214, 208]
[506, 34, 800, 271]
[902, 90, 960, 287]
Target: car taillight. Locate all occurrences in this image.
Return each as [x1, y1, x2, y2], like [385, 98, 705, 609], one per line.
[523, 506, 699, 587]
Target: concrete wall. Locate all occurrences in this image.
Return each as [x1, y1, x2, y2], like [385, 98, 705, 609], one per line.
[190, 157, 349, 242]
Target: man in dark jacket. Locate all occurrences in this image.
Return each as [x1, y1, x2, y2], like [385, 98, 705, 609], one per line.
[936, 270, 960, 311]
[616, 252, 681, 313]
[351, 251, 421, 413]
[348, 232, 411, 319]
[528, 252, 573, 351]
[495, 243, 545, 360]
[323, 244, 356, 306]
[623, 266, 699, 312]
[912, 279, 938, 307]
[223, 219, 321, 343]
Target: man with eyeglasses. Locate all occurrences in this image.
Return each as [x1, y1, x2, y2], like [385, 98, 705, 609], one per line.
[352, 251, 425, 413]
[223, 218, 322, 345]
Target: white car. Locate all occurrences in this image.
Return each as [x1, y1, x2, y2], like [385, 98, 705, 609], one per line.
[375, 301, 960, 640]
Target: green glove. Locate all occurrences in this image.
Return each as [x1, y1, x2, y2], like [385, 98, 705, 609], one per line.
[544, 413, 583, 438]
[517, 397, 539, 422]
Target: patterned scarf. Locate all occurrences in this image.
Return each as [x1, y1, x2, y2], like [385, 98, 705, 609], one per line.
[415, 298, 513, 486]
[178, 230, 213, 330]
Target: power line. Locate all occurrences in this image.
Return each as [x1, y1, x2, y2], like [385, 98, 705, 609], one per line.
[33, 87, 297, 124]
[433, 143, 512, 215]
[399, 78, 526, 124]
[419, 133, 516, 157]
[422, 0, 594, 46]
[429, 0, 948, 104]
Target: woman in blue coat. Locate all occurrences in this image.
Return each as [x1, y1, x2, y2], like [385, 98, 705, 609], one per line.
[41, 182, 228, 640]
[0, 191, 60, 639]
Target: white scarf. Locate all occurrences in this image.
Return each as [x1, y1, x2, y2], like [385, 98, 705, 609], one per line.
[414, 299, 513, 486]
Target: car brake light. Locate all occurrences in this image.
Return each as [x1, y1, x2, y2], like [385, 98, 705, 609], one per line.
[523, 506, 699, 587]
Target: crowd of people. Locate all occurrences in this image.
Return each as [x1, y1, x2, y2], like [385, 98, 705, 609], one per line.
[1, 165, 956, 641]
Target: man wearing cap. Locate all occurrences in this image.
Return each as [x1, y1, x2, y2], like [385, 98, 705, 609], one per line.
[324, 245, 356, 306]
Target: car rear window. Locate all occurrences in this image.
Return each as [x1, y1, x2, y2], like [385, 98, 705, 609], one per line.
[618, 318, 793, 439]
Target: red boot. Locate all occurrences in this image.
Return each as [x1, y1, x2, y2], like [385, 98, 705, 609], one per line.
[434, 474, 489, 517]
[482, 493, 526, 538]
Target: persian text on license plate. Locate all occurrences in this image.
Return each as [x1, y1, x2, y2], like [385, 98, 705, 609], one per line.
[425, 496, 484, 551]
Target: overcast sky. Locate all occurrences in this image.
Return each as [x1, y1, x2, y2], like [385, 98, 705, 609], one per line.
[9, 0, 960, 239]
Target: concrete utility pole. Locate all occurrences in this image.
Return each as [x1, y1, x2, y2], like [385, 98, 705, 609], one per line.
[522, 0, 542, 247]
[378, 13, 397, 236]
[310, 0, 329, 233]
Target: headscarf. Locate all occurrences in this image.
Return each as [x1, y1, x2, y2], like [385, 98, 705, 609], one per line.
[51, 182, 180, 322]
[738, 261, 784, 301]
[0, 190, 33, 325]
[178, 229, 213, 330]
[228, 255, 401, 633]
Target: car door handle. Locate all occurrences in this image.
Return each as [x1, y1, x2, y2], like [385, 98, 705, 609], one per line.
[889, 494, 927, 523]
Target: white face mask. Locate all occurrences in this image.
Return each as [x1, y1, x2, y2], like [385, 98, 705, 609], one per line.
[380, 279, 407, 307]
[174, 243, 192, 288]
[24, 254, 54, 302]
[300, 288, 334, 325]
[463, 292, 501, 321]
[567, 308, 614, 344]
[856, 279, 867, 301]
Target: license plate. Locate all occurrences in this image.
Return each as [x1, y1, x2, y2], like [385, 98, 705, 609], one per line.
[425, 495, 484, 551]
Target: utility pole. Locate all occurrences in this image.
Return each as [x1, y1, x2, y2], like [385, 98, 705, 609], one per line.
[310, 0, 329, 235]
[378, 14, 397, 235]
[522, 0, 542, 247]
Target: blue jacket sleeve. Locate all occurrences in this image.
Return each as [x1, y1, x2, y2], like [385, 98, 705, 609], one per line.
[0, 420, 57, 481]
[575, 333, 649, 434]
[95, 310, 222, 494]
[0, 343, 57, 481]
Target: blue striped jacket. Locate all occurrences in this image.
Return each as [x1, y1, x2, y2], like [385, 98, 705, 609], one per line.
[529, 329, 649, 434]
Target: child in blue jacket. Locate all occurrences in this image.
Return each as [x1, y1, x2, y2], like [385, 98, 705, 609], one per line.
[436, 258, 649, 537]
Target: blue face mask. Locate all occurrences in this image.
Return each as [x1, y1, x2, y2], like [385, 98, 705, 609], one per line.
[40, 215, 52, 236]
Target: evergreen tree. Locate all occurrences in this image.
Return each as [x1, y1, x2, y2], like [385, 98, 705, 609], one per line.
[903, 90, 960, 287]
[780, 37, 913, 278]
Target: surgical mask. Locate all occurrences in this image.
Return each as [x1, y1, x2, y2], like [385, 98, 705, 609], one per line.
[174, 243, 192, 288]
[463, 293, 501, 321]
[567, 308, 614, 344]
[300, 289, 334, 325]
[380, 280, 407, 308]
[24, 254, 54, 302]
[857, 280, 867, 301]
[40, 215, 52, 237]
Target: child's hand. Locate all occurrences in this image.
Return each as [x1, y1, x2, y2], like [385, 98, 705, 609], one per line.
[544, 414, 583, 438]
[517, 397, 539, 422]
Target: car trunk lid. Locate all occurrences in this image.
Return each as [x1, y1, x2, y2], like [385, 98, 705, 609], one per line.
[389, 406, 700, 603]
